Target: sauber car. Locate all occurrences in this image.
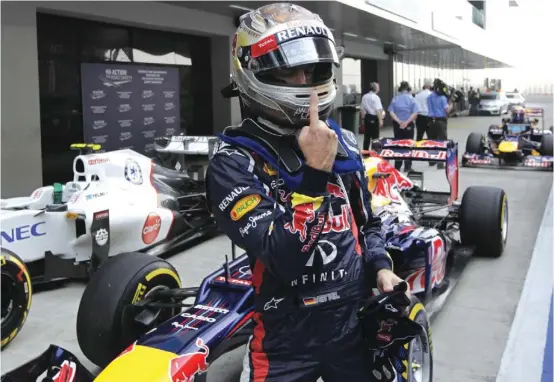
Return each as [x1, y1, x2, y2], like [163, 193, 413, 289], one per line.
[462, 107, 553, 170]
[0, 136, 218, 349]
[2, 138, 509, 382]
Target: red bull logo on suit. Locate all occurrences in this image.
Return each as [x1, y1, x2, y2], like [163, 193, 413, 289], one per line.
[284, 183, 352, 244]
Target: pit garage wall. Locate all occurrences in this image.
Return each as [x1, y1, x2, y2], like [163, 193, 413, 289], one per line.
[0, 1, 242, 197]
[0, 1, 393, 197]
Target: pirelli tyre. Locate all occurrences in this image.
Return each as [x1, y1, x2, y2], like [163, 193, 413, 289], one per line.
[399, 296, 433, 382]
[465, 132, 485, 154]
[460, 186, 508, 258]
[540, 134, 553, 156]
[1, 249, 32, 350]
[76, 252, 181, 367]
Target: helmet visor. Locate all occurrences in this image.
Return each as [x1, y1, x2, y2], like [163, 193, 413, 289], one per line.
[243, 37, 339, 73]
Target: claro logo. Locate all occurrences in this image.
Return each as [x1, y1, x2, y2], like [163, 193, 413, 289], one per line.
[142, 213, 161, 244]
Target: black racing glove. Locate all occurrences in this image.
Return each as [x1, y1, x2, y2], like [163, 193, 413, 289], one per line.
[357, 282, 425, 382]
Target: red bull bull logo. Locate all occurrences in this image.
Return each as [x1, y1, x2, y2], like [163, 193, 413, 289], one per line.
[52, 360, 76, 382]
[369, 160, 413, 202]
[415, 140, 448, 149]
[326, 183, 345, 199]
[169, 338, 210, 382]
[384, 139, 415, 148]
[285, 183, 352, 243]
[284, 202, 317, 242]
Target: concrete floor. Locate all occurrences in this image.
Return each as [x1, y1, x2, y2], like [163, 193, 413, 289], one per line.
[1, 96, 552, 382]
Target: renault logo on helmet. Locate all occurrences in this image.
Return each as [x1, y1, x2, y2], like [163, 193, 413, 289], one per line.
[275, 25, 331, 44]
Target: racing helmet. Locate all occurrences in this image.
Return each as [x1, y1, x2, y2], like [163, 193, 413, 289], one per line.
[231, 3, 340, 129]
[433, 78, 449, 96]
[511, 106, 525, 123]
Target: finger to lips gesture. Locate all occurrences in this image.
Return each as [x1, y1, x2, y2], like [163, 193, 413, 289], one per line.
[298, 91, 338, 173]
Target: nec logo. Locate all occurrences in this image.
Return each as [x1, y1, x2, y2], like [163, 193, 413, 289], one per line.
[1, 222, 46, 244]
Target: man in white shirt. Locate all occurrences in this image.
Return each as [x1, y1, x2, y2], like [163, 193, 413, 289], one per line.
[360, 82, 384, 150]
[414, 80, 432, 141]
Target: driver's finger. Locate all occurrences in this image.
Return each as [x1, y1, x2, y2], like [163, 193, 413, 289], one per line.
[309, 91, 319, 129]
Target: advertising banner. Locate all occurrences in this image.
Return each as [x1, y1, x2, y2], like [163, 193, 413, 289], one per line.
[80, 63, 181, 154]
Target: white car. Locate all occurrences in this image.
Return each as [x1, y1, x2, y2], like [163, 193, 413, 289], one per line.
[0, 136, 218, 349]
[506, 92, 526, 109]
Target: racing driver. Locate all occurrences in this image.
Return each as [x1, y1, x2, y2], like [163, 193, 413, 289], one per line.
[206, 3, 408, 381]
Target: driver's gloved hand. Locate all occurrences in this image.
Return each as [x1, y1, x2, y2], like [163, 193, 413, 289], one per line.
[357, 282, 424, 381]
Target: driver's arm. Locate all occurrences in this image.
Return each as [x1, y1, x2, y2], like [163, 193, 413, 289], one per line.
[206, 150, 331, 284]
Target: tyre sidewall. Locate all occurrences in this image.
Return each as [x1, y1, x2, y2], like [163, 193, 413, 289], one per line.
[119, 263, 182, 347]
[1, 249, 32, 349]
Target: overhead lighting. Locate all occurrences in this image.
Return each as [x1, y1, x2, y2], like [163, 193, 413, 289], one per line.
[365, 37, 378, 42]
[397, 44, 407, 48]
[343, 32, 359, 38]
[229, 4, 253, 11]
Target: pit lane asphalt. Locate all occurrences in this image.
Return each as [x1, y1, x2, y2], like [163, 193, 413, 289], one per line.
[1, 96, 552, 381]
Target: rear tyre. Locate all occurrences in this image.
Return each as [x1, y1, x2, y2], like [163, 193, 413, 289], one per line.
[465, 132, 485, 154]
[1, 249, 32, 350]
[460, 186, 508, 258]
[399, 297, 433, 382]
[540, 134, 553, 156]
[77, 252, 181, 367]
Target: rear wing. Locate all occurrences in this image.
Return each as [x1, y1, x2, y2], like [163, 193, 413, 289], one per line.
[151, 135, 219, 181]
[373, 138, 456, 162]
[524, 107, 545, 129]
[523, 107, 544, 118]
[153, 135, 219, 156]
[365, 138, 459, 203]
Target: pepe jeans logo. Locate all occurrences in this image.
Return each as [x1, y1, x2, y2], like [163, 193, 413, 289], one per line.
[230, 194, 261, 221]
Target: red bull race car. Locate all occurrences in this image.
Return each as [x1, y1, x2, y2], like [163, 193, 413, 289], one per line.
[462, 107, 553, 170]
[363, 138, 508, 315]
[1, 139, 509, 382]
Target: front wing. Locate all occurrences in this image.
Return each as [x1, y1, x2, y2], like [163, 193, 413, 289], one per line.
[0, 345, 95, 382]
[462, 153, 554, 171]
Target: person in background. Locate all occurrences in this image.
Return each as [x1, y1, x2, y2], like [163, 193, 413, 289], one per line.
[360, 82, 384, 150]
[459, 87, 466, 111]
[414, 80, 432, 141]
[388, 81, 420, 172]
[427, 78, 453, 169]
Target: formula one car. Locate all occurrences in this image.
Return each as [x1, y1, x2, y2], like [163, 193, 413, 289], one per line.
[462, 107, 553, 170]
[2, 254, 430, 382]
[2, 138, 508, 382]
[0, 136, 219, 349]
[365, 138, 508, 313]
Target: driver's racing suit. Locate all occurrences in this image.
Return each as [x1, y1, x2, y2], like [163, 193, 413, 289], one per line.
[206, 120, 392, 381]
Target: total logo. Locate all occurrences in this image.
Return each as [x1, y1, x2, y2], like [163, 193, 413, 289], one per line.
[142, 213, 161, 244]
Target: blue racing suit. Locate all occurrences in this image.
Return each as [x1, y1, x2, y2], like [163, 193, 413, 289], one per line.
[206, 118, 392, 381]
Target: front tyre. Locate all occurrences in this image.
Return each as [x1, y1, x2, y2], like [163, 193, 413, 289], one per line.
[77, 252, 181, 367]
[398, 297, 433, 382]
[1, 249, 32, 350]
